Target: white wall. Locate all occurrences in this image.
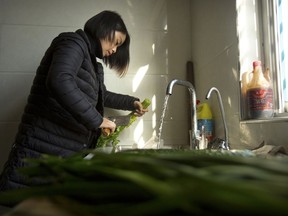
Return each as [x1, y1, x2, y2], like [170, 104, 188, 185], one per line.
[190, 0, 241, 149]
[0, 0, 192, 171]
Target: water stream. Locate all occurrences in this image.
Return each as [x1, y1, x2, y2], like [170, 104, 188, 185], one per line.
[157, 95, 170, 148]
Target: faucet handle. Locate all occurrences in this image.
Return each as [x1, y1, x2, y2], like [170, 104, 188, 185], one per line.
[208, 138, 228, 150]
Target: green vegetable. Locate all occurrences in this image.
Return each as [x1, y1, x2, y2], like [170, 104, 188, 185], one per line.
[96, 98, 151, 148]
[0, 149, 288, 215]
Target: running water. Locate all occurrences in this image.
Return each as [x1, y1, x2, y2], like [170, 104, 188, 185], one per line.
[157, 95, 170, 148]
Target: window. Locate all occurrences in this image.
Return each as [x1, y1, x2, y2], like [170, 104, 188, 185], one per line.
[275, 0, 288, 112]
[262, 0, 288, 115]
[237, 0, 288, 120]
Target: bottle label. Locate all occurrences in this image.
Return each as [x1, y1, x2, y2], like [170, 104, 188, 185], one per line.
[197, 119, 214, 141]
[247, 88, 273, 119]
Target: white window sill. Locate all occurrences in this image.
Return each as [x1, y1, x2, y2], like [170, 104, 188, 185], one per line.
[241, 114, 288, 124]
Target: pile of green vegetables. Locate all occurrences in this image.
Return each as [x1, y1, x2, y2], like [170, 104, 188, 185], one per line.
[0, 149, 288, 215]
[96, 98, 151, 148]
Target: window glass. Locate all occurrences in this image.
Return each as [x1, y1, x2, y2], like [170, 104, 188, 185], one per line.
[277, 0, 288, 111]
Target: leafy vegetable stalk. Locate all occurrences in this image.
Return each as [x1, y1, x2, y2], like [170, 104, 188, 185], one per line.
[96, 98, 151, 148]
[1, 149, 288, 216]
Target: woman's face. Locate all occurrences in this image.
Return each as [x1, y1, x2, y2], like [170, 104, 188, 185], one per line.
[100, 31, 126, 57]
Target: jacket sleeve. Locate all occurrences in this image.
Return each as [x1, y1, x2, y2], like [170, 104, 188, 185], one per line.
[46, 35, 103, 130]
[103, 88, 140, 111]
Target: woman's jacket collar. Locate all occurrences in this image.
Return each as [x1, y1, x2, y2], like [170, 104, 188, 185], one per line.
[76, 29, 103, 59]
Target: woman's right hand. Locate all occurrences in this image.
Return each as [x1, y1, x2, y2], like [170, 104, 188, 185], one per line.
[100, 117, 116, 136]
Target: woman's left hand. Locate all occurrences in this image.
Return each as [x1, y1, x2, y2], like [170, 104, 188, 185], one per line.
[133, 101, 148, 117]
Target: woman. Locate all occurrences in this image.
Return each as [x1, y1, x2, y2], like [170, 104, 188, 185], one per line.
[0, 10, 148, 191]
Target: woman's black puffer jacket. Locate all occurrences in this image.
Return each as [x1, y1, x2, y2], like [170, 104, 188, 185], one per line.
[0, 29, 138, 191]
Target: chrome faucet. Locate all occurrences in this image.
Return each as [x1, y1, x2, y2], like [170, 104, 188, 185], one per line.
[205, 87, 230, 150]
[166, 79, 198, 149]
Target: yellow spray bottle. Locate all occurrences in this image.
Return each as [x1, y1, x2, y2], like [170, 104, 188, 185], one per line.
[196, 101, 214, 142]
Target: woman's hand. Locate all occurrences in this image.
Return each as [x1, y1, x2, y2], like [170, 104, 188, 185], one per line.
[133, 100, 148, 117]
[100, 118, 116, 136]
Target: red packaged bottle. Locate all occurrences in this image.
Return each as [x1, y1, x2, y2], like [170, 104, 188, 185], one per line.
[246, 61, 274, 119]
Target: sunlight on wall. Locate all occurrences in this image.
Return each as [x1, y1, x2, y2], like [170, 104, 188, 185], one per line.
[232, 67, 238, 80]
[129, 0, 169, 147]
[132, 62, 149, 146]
[152, 95, 156, 129]
[228, 96, 232, 107]
[132, 64, 149, 92]
[236, 0, 260, 75]
[134, 119, 144, 148]
[132, 64, 150, 146]
[152, 112, 156, 130]
[236, 0, 260, 125]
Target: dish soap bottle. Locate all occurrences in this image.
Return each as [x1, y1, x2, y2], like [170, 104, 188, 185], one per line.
[246, 61, 274, 119]
[197, 101, 214, 142]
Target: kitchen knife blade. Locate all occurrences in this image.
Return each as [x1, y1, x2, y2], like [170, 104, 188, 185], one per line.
[102, 115, 131, 137]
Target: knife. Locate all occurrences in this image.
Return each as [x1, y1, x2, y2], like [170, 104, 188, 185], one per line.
[102, 115, 131, 136]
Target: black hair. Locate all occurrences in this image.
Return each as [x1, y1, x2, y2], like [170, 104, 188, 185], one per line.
[84, 10, 130, 76]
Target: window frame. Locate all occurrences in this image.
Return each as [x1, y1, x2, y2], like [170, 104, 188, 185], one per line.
[260, 0, 285, 115]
